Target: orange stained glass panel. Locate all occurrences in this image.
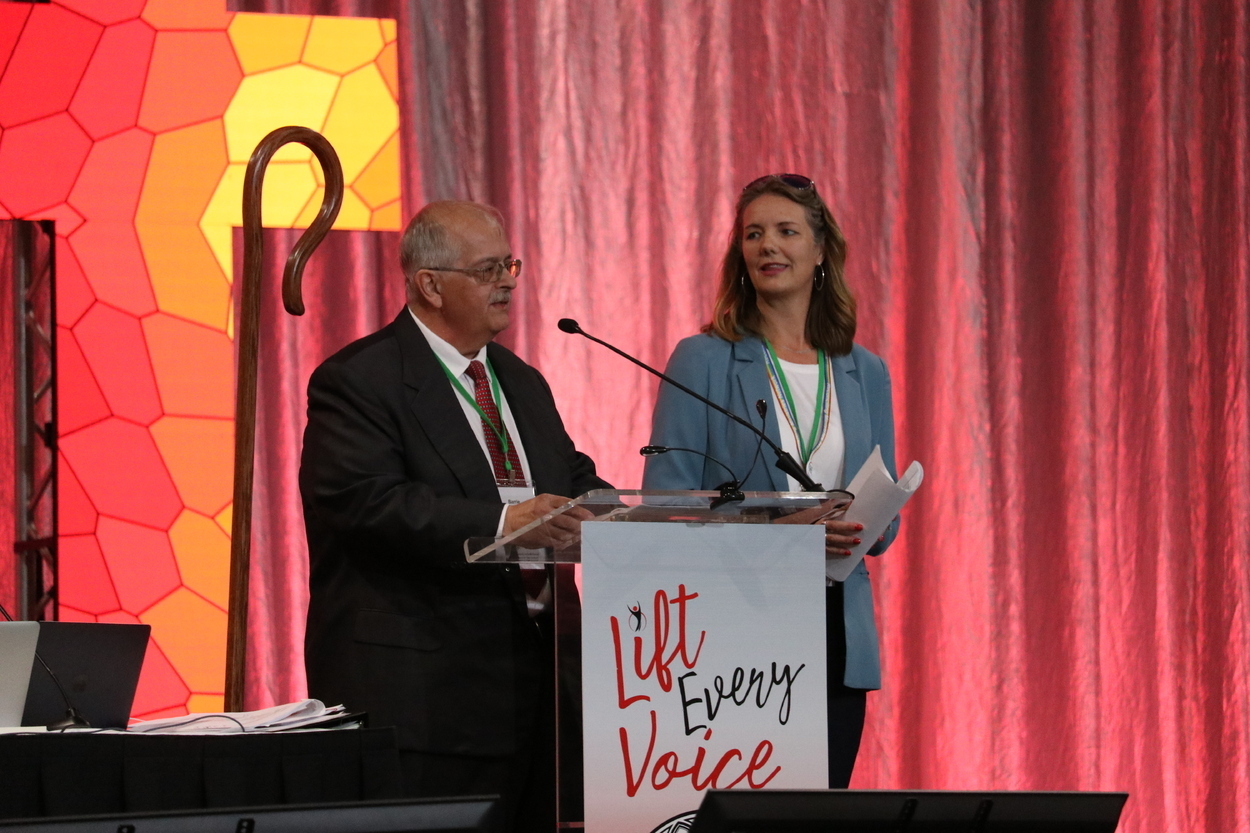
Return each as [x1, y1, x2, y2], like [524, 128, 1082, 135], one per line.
[68, 221, 156, 315]
[168, 509, 231, 610]
[58, 534, 119, 615]
[96, 516, 181, 614]
[138, 30, 241, 134]
[150, 416, 235, 517]
[140, 587, 228, 694]
[130, 641, 191, 716]
[55, 242, 96, 327]
[73, 303, 163, 425]
[0, 112, 93, 217]
[69, 18, 155, 140]
[56, 327, 111, 435]
[140, 0, 232, 31]
[58, 418, 183, 529]
[352, 132, 401, 209]
[58, 0, 146, 26]
[69, 129, 154, 223]
[377, 40, 399, 100]
[0, 4, 101, 128]
[138, 121, 230, 226]
[371, 199, 402, 231]
[141, 313, 234, 418]
[58, 451, 99, 536]
[137, 120, 231, 327]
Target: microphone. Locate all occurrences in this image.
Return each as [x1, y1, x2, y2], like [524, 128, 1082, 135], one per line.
[0, 601, 90, 730]
[559, 318, 823, 490]
[736, 400, 770, 487]
[639, 445, 745, 509]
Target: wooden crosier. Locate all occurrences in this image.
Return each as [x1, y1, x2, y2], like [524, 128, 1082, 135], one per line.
[225, 127, 344, 712]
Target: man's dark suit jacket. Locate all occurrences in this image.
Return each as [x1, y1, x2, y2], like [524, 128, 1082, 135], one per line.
[300, 309, 608, 758]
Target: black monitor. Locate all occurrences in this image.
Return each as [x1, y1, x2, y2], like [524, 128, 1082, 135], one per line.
[0, 797, 500, 833]
[689, 790, 1128, 832]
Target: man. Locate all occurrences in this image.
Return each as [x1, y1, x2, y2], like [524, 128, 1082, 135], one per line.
[300, 201, 607, 832]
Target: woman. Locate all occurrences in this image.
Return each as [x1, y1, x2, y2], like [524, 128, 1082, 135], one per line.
[642, 173, 899, 788]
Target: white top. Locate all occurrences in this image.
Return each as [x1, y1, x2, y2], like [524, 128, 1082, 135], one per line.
[410, 309, 533, 534]
[770, 356, 846, 492]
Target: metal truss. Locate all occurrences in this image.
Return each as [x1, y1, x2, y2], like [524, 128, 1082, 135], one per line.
[11, 219, 57, 621]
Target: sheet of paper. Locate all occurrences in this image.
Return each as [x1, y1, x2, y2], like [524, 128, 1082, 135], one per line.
[826, 446, 924, 582]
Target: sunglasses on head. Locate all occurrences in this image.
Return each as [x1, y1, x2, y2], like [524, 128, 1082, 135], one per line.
[742, 173, 815, 193]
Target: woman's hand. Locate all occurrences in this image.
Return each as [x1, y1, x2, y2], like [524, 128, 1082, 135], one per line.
[772, 498, 883, 558]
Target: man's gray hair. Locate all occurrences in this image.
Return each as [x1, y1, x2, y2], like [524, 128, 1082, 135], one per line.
[399, 201, 504, 278]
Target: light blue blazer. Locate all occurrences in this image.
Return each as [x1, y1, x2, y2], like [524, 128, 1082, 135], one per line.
[642, 333, 899, 689]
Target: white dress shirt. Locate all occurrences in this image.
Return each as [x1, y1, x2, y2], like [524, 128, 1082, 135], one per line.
[410, 309, 533, 536]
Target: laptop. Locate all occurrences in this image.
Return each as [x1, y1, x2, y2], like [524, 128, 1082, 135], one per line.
[21, 622, 150, 729]
[0, 622, 40, 726]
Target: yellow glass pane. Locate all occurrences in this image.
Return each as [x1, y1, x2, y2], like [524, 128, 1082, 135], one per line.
[215, 505, 233, 538]
[187, 693, 225, 713]
[252, 160, 319, 227]
[168, 509, 231, 610]
[380, 18, 397, 44]
[303, 15, 383, 74]
[222, 65, 339, 163]
[321, 63, 399, 181]
[228, 12, 310, 74]
[294, 182, 371, 229]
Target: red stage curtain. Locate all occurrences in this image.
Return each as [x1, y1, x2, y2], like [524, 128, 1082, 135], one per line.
[233, 3, 1249, 831]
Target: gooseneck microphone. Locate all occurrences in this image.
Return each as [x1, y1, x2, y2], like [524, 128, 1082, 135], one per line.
[639, 445, 745, 509]
[558, 318, 823, 491]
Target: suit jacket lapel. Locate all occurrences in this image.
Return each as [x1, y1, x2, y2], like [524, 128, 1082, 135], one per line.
[394, 312, 499, 501]
[832, 350, 870, 489]
[732, 337, 789, 492]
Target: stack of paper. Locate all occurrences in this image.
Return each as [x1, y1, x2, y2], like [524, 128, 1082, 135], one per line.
[128, 699, 353, 734]
[827, 446, 924, 582]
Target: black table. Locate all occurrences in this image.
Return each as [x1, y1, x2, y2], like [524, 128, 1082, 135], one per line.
[0, 727, 402, 820]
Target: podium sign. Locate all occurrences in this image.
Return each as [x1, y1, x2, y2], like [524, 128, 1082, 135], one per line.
[581, 521, 829, 833]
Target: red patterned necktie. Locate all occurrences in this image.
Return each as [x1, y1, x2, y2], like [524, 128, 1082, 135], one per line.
[465, 360, 527, 486]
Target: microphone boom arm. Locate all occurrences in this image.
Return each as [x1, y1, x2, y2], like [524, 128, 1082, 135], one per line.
[560, 320, 823, 491]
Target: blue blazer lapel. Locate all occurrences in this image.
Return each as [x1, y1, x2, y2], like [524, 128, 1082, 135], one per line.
[832, 351, 870, 490]
[731, 337, 789, 492]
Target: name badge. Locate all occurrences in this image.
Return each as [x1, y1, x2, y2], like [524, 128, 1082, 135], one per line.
[498, 485, 536, 505]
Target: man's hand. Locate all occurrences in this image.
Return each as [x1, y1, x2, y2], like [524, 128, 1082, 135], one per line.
[504, 493, 594, 548]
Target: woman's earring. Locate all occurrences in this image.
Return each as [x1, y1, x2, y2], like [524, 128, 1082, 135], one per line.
[814, 263, 826, 291]
[739, 270, 748, 289]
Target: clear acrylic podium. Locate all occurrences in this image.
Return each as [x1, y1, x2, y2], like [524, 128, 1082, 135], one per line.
[465, 489, 839, 832]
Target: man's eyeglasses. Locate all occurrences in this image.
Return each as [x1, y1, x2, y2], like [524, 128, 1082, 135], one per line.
[742, 173, 815, 192]
[420, 259, 522, 284]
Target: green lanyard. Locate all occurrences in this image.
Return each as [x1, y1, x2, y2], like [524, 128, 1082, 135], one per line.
[764, 341, 827, 466]
[436, 356, 516, 476]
